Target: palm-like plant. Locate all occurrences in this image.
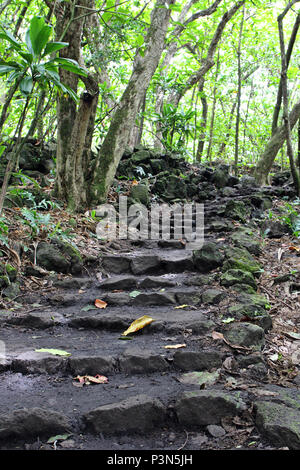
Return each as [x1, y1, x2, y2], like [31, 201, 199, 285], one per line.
[0, 16, 88, 214]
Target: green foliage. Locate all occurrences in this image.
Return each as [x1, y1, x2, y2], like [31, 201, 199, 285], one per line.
[153, 103, 196, 152]
[0, 16, 87, 101]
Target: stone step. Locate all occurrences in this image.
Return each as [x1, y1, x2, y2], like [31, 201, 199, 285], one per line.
[100, 252, 196, 275]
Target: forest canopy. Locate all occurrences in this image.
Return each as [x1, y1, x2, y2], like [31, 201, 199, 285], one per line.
[0, 0, 299, 211]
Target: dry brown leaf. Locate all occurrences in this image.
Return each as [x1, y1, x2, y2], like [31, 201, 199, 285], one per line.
[212, 331, 224, 340]
[95, 299, 107, 309]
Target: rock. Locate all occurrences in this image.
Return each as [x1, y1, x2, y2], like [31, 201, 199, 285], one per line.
[100, 275, 138, 291]
[223, 322, 265, 351]
[230, 231, 261, 256]
[175, 390, 247, 426]
[161, 253, 194, 272]
[36, 241, 82, 274]
[131, 149, 151, 164]
[9, 311, 64, 329]
[133, 292, 177, 306]
[0, 408, 71, 439]
[3, 282, 20, 299]
[12, 351, 68, 375]
[131, 255, 161, 275]
[101, 255, 131, 274]
[84, 394, 166, 434]
[227, 304, 272, 331]
[220, 269, 257, 289]
[69, 355, 115, 375]
[230, 283, 257, 295]
[173, 350, 223, 371]
[193, 242, 224, 273]
[119, 348, 169, 374]
[178, 370, 220, 386]
[261, 220, 291, 238]
[255, 401, 300, 449]
[211, 166, 229, 188]
[207, 424, 226, 438]
[224, 200, 249, 223]
[130, 184, 150, 205]
[223, 246, 261, 276]
[201, 289, 226, 304]
[139, 276, 177, 289]
[175, 290, 202, 305]
[239, 175, 258, 188]
[53, 277, 93, 289]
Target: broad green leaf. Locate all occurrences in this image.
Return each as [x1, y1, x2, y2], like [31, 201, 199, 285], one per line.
[29, 16, 52, 57]
[51, 58, 88, 77]
[0, 65, 17, 75]
[19, 76, 33, 96]
[0, 30, 21, 50]
[35, 348, 71, 356]
[19, 51, 33, 64]
[42, 41, 69, 57]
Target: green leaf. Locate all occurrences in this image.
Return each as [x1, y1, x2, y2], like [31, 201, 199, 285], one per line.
[35, 348, 71, 356]
[47, 434, 72, 444]
[81, 304, 97, 311]
[43, 41, 69, 57]
[29, 16, 52, 57]
[136, 34, 144, 47]
[0, 65, 17, 75]
[51, 58, 88, 77]
[19, 76, 33, 96]
[0, 30, 21, 50]
[129, 290, 141, 298]
[19, 51, 33, 64]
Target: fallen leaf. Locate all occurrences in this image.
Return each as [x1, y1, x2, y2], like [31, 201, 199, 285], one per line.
[73, 374, 108, 386]
[81, 304, 97, 312]
[164, 344, 186, 349]
[129, 290, 141, 298]
[47, 434, 72, 444]
[35, 348, 71, 356]
[95, 299, 107, 309]
[289, 246, 300, 252]
[284, 331, 300, 340]
[222, 317, 235, 324]
[212, 331, 224, 341]
[174, 304, 190, 309]
[122, 315, 154, 336]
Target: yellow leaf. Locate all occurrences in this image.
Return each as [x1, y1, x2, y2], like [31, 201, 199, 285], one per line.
[122, 315, 154, 336]
[95, 299, 107, 309]
[174, 304, 190, 309]
[164, 344, 186, 349]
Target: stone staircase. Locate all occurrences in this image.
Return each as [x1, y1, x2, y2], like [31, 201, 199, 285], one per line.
[0, 203, 299, 450]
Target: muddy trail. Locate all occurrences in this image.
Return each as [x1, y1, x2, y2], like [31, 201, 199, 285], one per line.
[0, 158, 300, 453]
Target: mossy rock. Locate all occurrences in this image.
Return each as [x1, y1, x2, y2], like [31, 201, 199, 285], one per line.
[230, 283, 257, 295]
[228, 304, 272, 331]
[230, 232, 261, 256]
[36, 239, 83, 274]
[129, 184, 150, 206]
[223, 246, 261, 276]
[193, 242, 224, 273]
[224, 322, 265, 351]
[220, 269, 257, 289]
[224, 200, 249, 223]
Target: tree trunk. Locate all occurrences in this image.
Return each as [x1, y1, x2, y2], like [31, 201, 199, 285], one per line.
[254, 100, 300, 184]
[195, 78, 208, 162]
[234, 4, 245, 176]
[54, 0, 99, 211]
[91, 0, 174, 204]
[278, 5, 300, 195]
